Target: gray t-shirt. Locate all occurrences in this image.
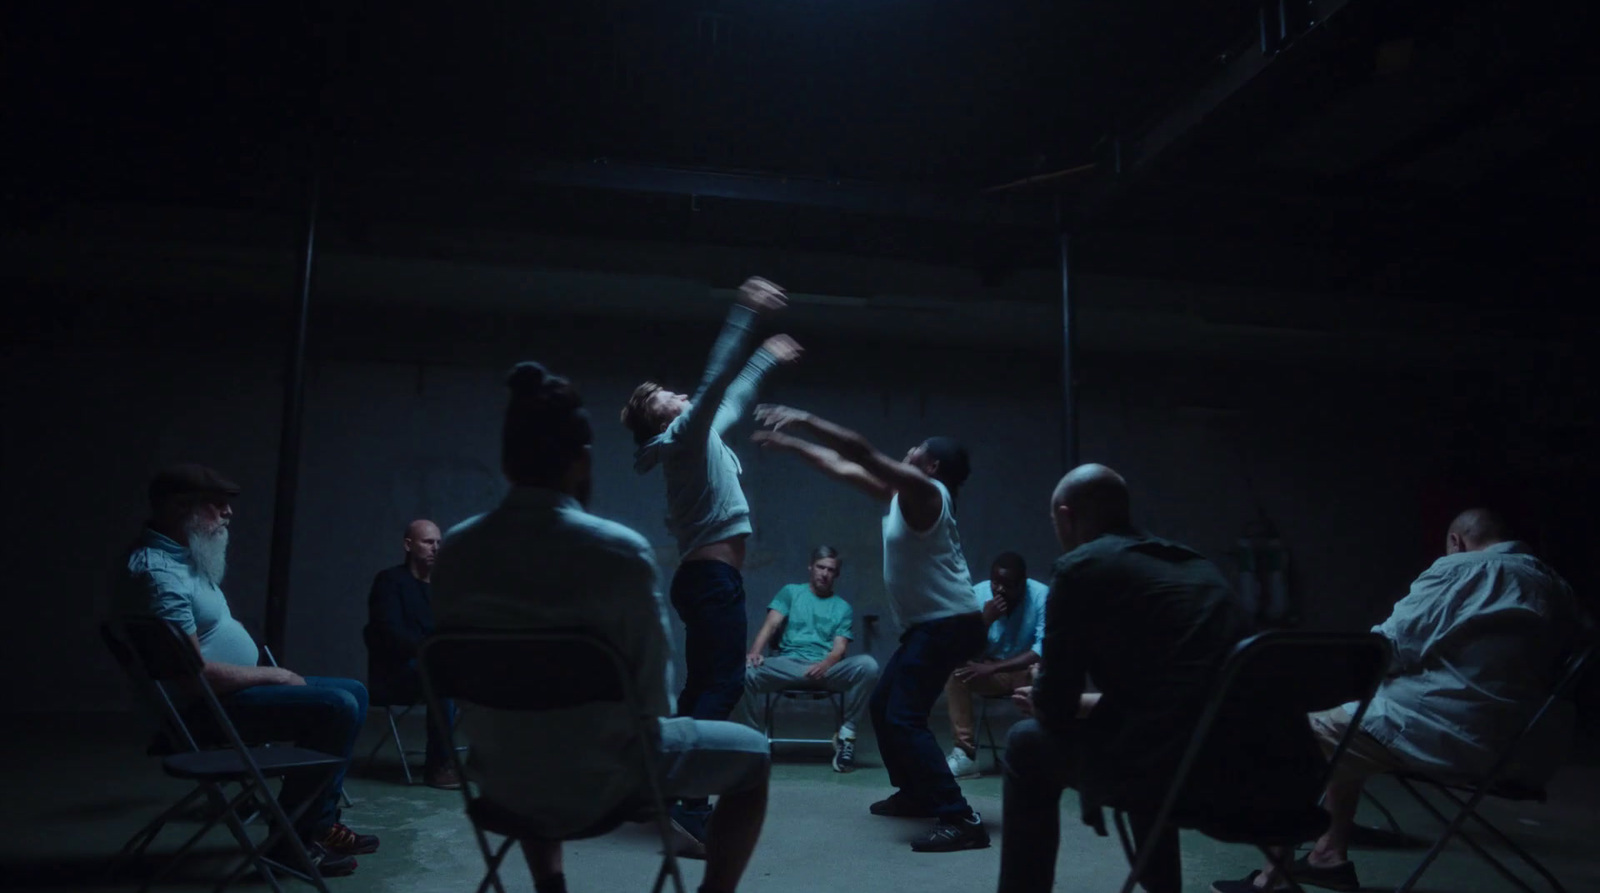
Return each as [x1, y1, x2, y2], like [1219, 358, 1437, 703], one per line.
[632, 304, 778, 556]
[117, 527, 260, 667]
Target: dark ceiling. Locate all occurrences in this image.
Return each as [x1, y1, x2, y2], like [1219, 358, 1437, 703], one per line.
[4, 0, 1597, 305]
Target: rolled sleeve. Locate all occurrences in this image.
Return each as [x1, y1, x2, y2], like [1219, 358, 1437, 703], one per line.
[133, 567, 198, 635]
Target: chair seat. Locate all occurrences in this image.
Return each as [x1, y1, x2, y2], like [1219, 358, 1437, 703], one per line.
[469, 796, 644, 842]
[776, 689, 836, 700]
[163, 746, 344, 780]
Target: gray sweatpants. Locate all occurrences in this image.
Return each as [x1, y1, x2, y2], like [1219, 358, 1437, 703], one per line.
[739, 654, 880, 735]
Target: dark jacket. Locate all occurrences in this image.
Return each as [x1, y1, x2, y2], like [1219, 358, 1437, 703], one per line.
[363, 563, 435, 702]
[1034, 529, 1324, 828]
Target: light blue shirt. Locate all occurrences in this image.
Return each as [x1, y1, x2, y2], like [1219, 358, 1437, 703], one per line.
[1357, 541, 1583, 781]
[115, 527, 260, 668]
[432, 487, 675, 836]
[977, 578, 1048, 661]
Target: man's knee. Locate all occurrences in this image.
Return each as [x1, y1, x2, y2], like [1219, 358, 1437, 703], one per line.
[1003, 718, 1056, 780]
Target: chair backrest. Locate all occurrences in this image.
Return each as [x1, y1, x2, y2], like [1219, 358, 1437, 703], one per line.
[1213, 631, 1393, 717]
[1139, 631, 1390, 840]
[120, 616, 206, 683]
[101, 618, 205, 752]
[418, 629, 633, 713]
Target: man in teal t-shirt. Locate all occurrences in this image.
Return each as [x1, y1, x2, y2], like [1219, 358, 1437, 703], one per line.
[742, 546, 880, 772]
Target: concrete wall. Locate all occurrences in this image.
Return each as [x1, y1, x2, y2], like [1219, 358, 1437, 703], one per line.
[9, 277, 1539, 714]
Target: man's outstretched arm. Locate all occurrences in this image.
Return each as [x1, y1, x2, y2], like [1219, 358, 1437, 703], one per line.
[754, 405, 941, 525]
[677, 278, 788, 443]
[752, 430, 893, 503]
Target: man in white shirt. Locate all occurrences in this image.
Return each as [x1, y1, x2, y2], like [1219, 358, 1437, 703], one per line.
[1214, 508, 1585, 893]
[752, 406, 989, 853]
[432, 362, 770, 893]
[945, 551, 1047, 779]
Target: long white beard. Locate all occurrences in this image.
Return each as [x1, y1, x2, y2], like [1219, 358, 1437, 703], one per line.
[185, 518, 230, 587]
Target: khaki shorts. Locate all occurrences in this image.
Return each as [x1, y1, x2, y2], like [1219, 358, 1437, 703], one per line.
[1308, 706, 1406, 782]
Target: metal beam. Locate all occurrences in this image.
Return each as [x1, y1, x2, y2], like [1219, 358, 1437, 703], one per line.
[1072, 0, 1356, 225]
[264, 171, 318, 658]
[1060, 229, 1079, 471]
[358, 150, 1055, 228]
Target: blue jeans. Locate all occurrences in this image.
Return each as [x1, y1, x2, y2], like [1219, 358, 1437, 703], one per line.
[669, 560, 747, 723]
[870, 612, 986, 821]
[215, 676, 368, 838]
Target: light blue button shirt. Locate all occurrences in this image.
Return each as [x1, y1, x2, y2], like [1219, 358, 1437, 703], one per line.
[116, 527, 260, 667]
[1357, 541, 1582, 781]
[977, 578, 1048, 661]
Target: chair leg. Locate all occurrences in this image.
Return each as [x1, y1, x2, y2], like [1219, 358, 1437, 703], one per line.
[1362, 788, 1404, 834]
[389, 708, 415, 785]
[1393, 777, 1542, 893]
[1258, 845, 1311, 893]
[981, 697, 999, 773]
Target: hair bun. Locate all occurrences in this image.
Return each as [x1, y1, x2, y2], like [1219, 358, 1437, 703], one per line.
[506, 362, 550, 395]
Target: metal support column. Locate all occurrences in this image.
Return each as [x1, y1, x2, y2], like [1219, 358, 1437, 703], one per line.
[263, 172, 319, 657]
[1060, 231, 1079, 471]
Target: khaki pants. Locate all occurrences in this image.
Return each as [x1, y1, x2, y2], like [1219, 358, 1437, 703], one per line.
[946, 668, 1035, 758]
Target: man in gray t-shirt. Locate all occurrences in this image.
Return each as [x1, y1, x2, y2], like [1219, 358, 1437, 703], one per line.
[116, 464, 376, 876]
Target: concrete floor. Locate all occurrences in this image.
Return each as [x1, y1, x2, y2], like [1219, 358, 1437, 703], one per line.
[2, 711, 1597, 893]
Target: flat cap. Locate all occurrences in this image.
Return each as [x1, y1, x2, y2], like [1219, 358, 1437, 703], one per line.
[148, 463, 241, 507]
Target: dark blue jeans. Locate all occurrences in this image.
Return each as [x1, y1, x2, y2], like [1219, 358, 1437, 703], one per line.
[669, 559, 748, 723]
[870, 612, 986, 821]
[215, 676, 368, 838]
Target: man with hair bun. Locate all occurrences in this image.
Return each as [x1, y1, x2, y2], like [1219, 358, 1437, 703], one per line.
[434, 362, 770, 893]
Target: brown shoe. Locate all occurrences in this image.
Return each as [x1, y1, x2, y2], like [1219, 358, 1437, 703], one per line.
[425, 765, 462, 790]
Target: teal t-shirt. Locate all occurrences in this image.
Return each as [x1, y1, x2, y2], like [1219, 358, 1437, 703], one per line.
[769, 583, 854, 662]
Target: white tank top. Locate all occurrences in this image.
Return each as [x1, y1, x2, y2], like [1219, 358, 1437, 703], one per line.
[882, 479, 980, 628]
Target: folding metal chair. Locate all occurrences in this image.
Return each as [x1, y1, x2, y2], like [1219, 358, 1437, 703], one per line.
[761, 689, 845, 748]
[363, 703, 423, 784]
[974, 691, 1014, 773]
[1111, 631, 1393, 893]
[1380, 640, 1596, 893]
[113, 617, 347, 893]
[418, 628, 687, 893]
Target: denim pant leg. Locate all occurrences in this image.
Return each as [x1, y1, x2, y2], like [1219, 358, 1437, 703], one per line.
[669, 560, 748, 722]
[878, 613, 986, 820]
[221, 676, 367, 837]
[425, 699, 458, 770]
[998, 719, 1072, 893]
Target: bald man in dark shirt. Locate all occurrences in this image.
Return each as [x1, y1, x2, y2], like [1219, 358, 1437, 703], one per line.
[364, 519, 459, 789]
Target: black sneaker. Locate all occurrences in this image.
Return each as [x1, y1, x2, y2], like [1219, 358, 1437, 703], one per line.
[832, 734, 856, 773]
[869, 792, 938, 818]
[910, 812, 990, 852]
[1288, 855, 1360, 891]
[268, 839, 358, 877]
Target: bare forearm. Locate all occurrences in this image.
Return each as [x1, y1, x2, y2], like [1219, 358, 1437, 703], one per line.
[749, 615, 783, 655]
[988, 650, 1040, 674]
[788, 413, 876, 465]
[759, 432, 891, 501]
[821, 638, 849, 665]
[203, 661, 285, 695]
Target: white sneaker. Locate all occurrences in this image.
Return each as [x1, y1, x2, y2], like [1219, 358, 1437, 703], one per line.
[946, 747, 979, 779]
